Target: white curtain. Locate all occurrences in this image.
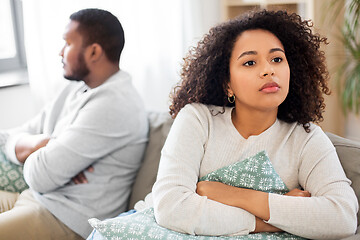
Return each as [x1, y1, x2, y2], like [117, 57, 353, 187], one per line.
[22, 0, 221, 111]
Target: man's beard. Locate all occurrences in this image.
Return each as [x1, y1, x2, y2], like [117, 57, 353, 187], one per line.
[64, 51, 90, 81]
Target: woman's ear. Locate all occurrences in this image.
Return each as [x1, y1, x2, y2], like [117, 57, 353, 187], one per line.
[227, 84, 233, 97]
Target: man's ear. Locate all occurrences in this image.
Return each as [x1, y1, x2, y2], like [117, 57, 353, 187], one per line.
[87, 43, 103, 62]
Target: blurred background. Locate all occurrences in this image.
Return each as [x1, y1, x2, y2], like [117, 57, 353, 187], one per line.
[0, 0, 359, 141]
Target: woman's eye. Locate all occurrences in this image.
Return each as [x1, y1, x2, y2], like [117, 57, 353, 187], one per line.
[244, 60, 256, 66]
[272, 57, 282, 63]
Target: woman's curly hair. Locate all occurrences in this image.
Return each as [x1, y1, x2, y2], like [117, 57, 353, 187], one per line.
[170, 10, 330, 132]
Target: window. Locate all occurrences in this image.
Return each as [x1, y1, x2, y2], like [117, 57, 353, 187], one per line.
[0, 0, 27, 73]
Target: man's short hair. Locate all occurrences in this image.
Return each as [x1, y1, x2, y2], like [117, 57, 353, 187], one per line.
[70, 8, 124, 63]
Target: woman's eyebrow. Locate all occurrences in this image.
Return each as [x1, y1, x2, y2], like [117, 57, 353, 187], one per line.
[237, 50, 257, 60]
[269, 48, 285, 54]
[237, 48, 285, 60]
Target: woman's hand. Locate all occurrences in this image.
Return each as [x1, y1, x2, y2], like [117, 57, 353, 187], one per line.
[196, 181, 312, 233]
[253, 217, 282, 233]
[197, 181, 311, 207]
[196, 181, 238, 205]
[285, 188, 311, 197]
[196, 181, 277, 232]
[197, 181, 269, 219]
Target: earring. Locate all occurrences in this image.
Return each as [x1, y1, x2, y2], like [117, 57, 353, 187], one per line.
[228, 94, 235, 103]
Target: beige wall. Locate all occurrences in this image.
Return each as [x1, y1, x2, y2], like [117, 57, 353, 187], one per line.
[313, 0, 346, 136]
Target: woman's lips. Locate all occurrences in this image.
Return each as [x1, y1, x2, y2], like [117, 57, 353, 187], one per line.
[259, 82, 280, 93]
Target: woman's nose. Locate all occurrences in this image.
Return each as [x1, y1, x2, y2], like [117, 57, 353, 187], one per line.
[260, 62, 274, 78]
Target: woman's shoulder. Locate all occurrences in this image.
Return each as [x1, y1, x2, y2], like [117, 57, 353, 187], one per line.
[278, 120, 333, 149]
[181, 102, 219, 112]
[294, 122, 325, 138]
[178, 103, 230, 122]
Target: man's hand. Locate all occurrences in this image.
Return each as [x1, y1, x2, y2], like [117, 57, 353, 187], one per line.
[72, 166, 94, 184]
[15, 134, 50, 163]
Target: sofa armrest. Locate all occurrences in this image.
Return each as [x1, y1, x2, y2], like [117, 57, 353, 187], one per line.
[326, 132, 360, 229]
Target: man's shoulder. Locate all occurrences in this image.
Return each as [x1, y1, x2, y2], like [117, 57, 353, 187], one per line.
[98, 70, 131, 89]
[84, 71, 146, 118]
[91, 71, 135, 99]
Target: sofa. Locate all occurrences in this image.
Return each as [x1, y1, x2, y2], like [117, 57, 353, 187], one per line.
[127, 112, 360, 239]
[0, 112, 359, 239]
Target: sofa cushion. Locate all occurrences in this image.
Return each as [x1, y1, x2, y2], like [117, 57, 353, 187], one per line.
[0, 151, 28, 193]
[0, 132, 29, 193]
[326, 132, 360, 226]
[128, 112, 173, 210]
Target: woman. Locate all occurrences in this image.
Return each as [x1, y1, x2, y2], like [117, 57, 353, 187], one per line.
[149, 10, 358, 239]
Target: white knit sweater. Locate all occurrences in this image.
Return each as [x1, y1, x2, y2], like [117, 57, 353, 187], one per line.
[147, 103, 358, 239]
[4, 70, 149, 238]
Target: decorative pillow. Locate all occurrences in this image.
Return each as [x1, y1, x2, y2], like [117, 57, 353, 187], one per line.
[89, 208, 304, 240]
[0, 135, 29, 193]
[88, 151, 306, 240]
[200, 151, 289, 194]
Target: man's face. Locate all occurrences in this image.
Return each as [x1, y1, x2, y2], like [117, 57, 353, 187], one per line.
[59, 20, 90, 81]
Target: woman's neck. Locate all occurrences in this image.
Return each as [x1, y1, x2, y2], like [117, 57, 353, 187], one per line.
[231, 106, 278, 139]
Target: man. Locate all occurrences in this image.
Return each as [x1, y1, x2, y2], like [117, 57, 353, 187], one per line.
[0, 8, 148, 239]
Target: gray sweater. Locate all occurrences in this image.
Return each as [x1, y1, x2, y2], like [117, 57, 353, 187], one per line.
[148, 103, 358, 239]
[4, 70, 148, 238]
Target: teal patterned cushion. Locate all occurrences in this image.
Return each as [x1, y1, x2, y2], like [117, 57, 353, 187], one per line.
[200, 151, 289, 194]
[88, 151, 306, 240]
[0, 132, 29, 193]
[89, 208, 304, 240]
[0, 152, 28, 193]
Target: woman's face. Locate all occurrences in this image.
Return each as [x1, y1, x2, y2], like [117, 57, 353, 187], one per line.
[228, 29, 290, 113]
